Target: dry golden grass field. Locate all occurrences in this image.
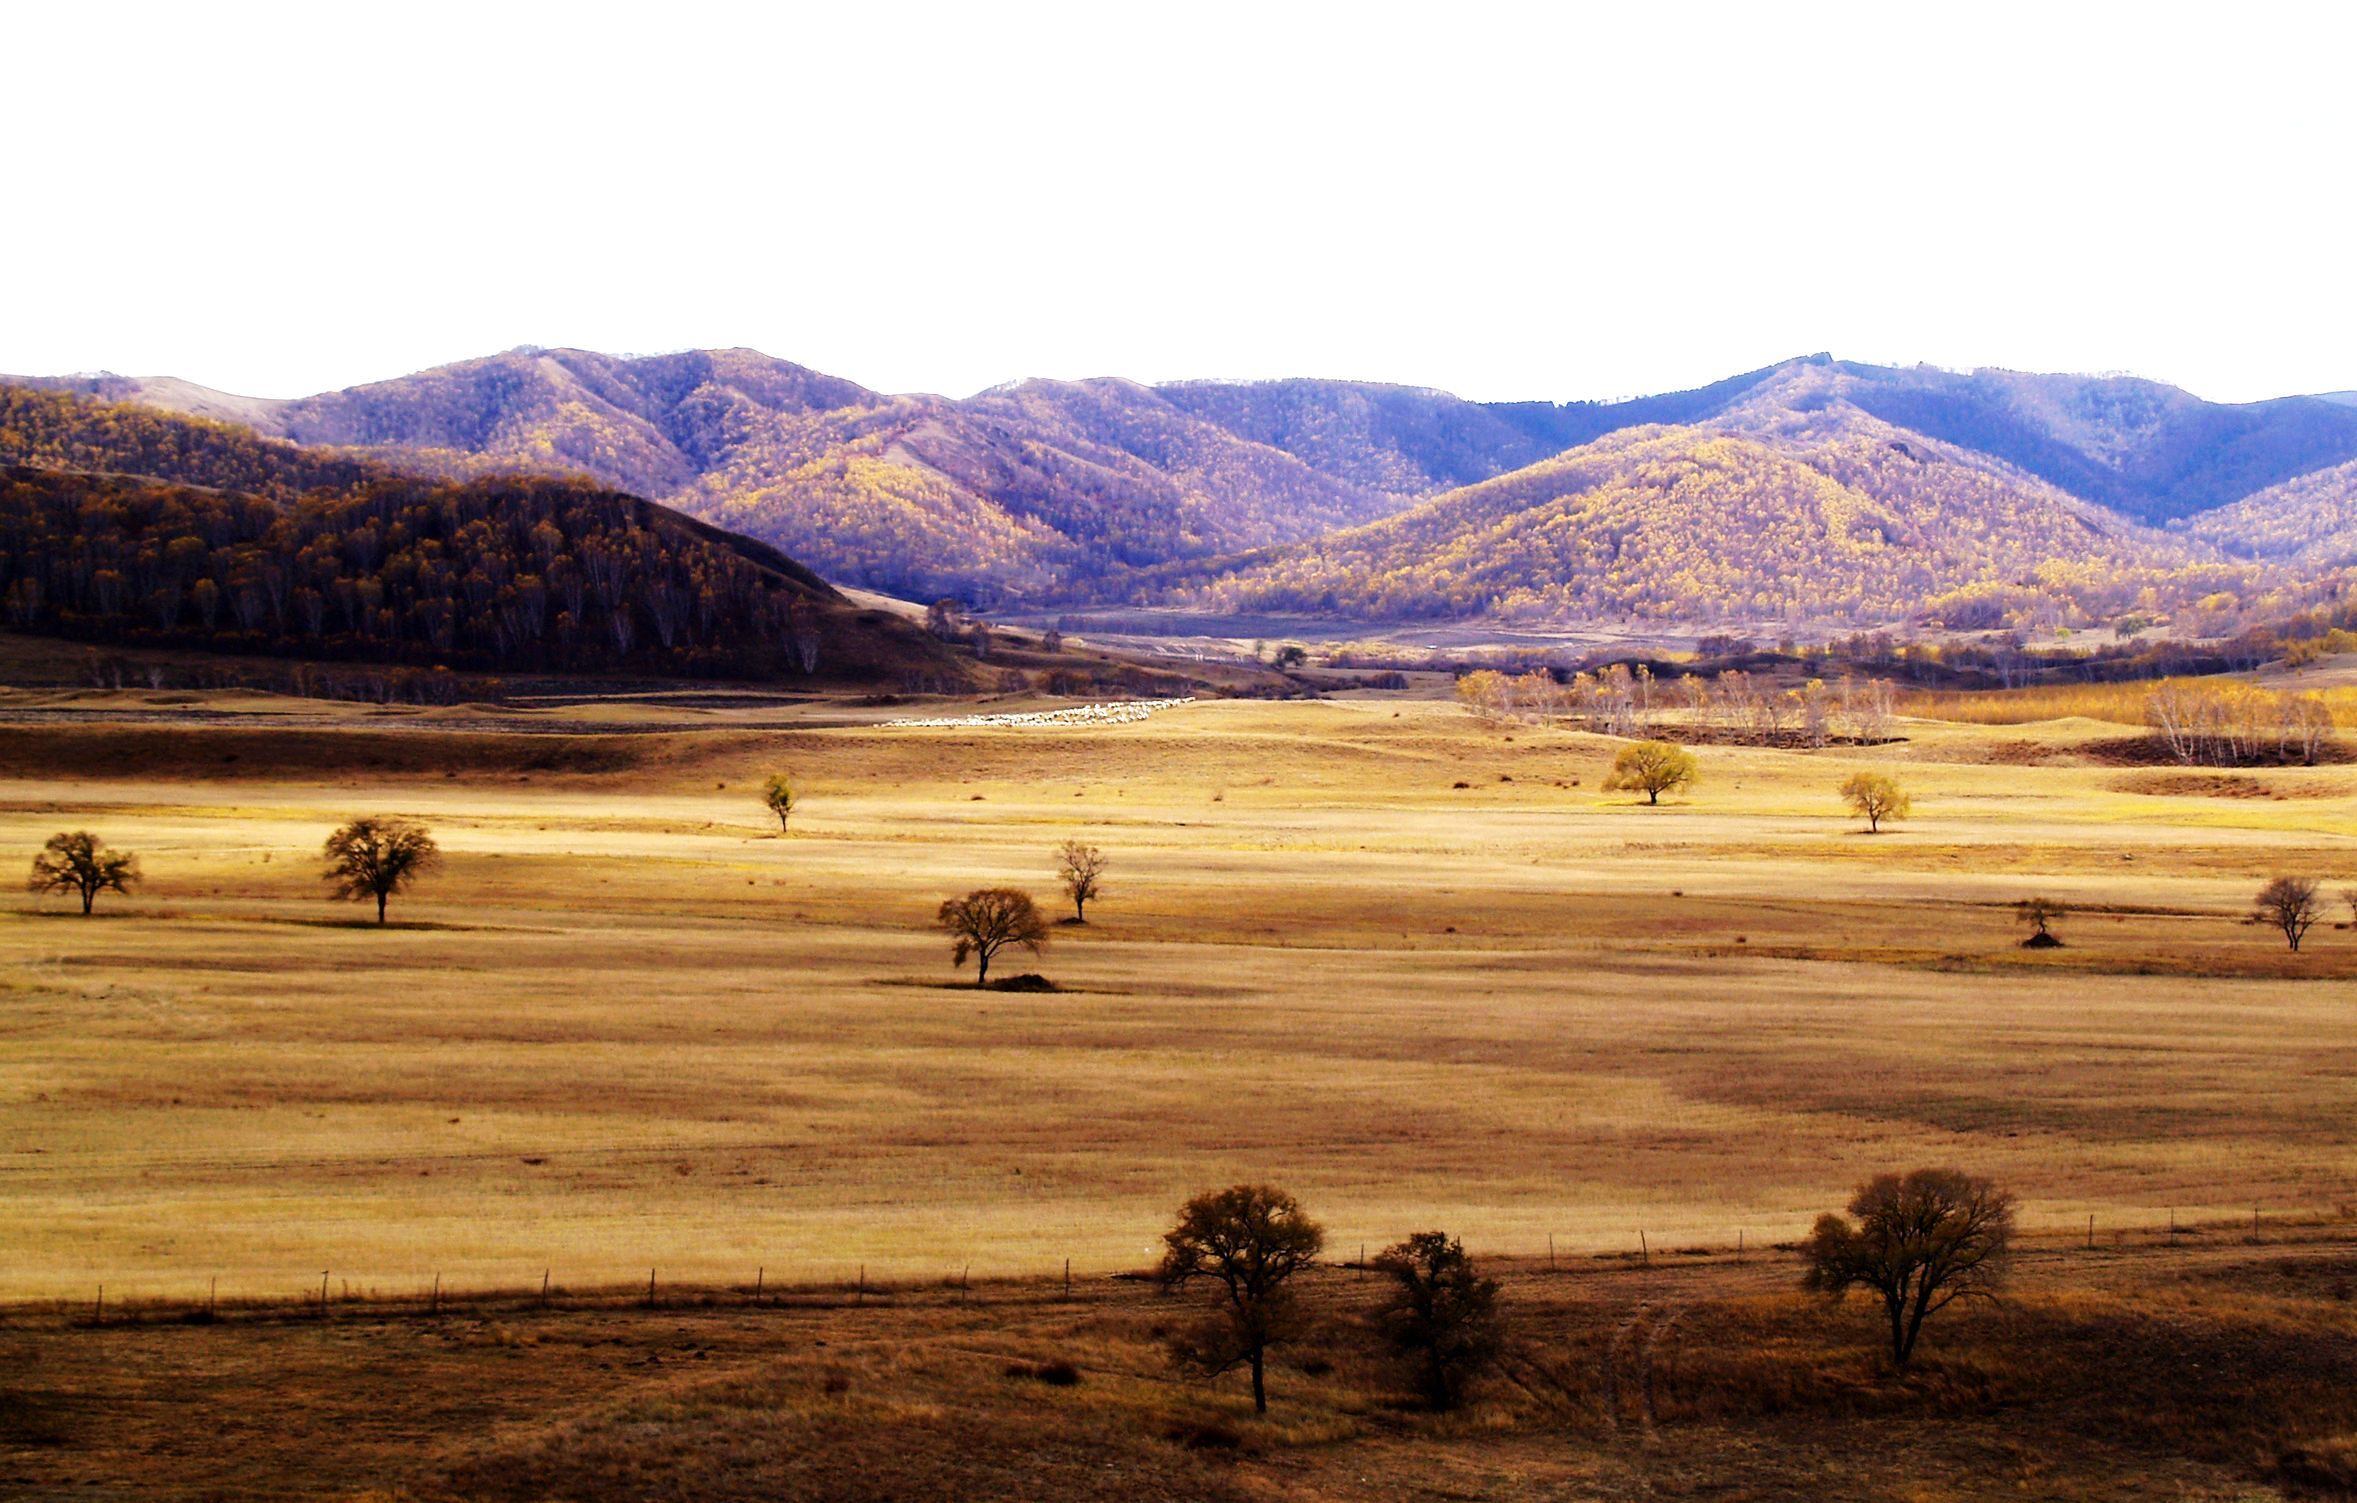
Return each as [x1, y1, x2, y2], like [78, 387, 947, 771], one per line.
[3, 683, 2354, 1499]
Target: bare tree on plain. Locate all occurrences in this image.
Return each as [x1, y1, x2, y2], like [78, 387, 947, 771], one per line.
[936, 888, 1049, 987]
[1801, 1168, 2015, 1366]
[1372, 1230, 1505, 1410]
[1055, 840, 1108, 923]
[1839, 771, 1912, 833]
[1603, 740, 1698, 805]
[761, 774, 795, 834]
[2253, 876, 2323, 952]
[1158, 1183, 1324, 1414]
[322, 817, 440, 924]
[2016, 897, 2067, 948]
[28, 831, 139, 915]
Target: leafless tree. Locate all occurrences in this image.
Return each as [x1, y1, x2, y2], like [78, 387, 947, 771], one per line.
[322, 817, 439, 924]
[1158, 1184, 1324, 1414]
[1802, 1168, 2015, 1366]
[1055, 840, 1108, 923]
[1603, 741, 1698, 805]
[936, 888, 1049, 987]
[2253, 876, 2324, 952]
[1372, 1231, 1504, 1410]
[1840, 771, 1911, 833]
[761, 774, 795, 834]
[2017, 897, 2066, 947]
[27, 831, 139, 915]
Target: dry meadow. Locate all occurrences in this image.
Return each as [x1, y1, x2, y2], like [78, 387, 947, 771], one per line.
[3, 685, 2354, 1498]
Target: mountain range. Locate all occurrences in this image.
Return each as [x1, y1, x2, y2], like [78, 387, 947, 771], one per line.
[23, 350, 2357, 633]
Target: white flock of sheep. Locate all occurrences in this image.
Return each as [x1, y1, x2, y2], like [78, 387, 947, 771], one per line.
[883, 698, 1196, 729]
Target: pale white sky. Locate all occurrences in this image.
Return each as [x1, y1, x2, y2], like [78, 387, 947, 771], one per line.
[6, 2, 2353, 405]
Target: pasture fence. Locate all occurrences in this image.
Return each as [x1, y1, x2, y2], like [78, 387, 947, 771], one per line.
[35, 1207, 2353, 1333]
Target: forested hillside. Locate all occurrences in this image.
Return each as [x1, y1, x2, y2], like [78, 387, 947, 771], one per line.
[0, 387, 961, 683]
[682, 378, 1397, 601]
[2185, 459, 2357, 568]
[0, 386, 382, 500]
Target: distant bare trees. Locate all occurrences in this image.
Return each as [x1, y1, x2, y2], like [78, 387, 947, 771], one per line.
[2145, 682, 2336, 766]
[1054, 841, 1107, 923]
[1839, 772, 1911, 833]
[1158, 1184, 1324, 1414]
[1802, 1168, 2015, 1366]
[936, 888, 1049, 987]
[28, 831, 139, 915]
[1372, 1231, 1504, 1410]
[1603, 741, 1698, 805]
[2253, 876, 2324, 952]
[322, 817, 439, 924]
[1453, 664, 1903, 749]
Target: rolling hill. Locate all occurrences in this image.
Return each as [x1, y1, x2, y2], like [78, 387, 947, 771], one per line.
[21, 350, 2357, 630]
[1155, 370, 2270, 630]
[0, 385, 964, 685]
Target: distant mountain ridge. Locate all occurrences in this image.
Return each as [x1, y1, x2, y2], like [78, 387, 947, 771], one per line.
[20, 349, 2357, 629]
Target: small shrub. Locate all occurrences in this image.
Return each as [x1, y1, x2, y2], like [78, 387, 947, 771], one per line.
[988, 973, 1058, 992]
[1165, 1418, 1244, 1451]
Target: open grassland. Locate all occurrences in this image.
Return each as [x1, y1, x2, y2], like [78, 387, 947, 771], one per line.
[1, 692, 2352, 1313]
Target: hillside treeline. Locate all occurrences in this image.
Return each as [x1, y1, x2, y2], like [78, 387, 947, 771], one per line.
[0, 386, 382, 501]
[0, 465, 838, 676]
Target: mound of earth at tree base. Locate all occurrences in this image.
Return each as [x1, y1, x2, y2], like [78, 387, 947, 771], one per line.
[987, 973, 1060, 992]
[2022, 932, 2065, 949]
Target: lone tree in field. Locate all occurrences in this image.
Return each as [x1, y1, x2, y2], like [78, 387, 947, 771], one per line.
[2253, 876, 2324, 952]
[2016, 896, 2067, 948]
[1603, 740, 1698, 805]
[760, 774, 796, 834]
[1055, 840, 1108, 923]
[936, 888, 1049, 987]
[1839, 771, 1911, 833]
[322, 817, 440, 924]
[1372, 1231, 1505, 1410]
[1801, 1168, 2016, 1367]
[27, 832, 139, 915]
[1158, 1183, 1324, 1414]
